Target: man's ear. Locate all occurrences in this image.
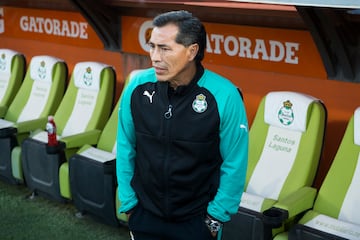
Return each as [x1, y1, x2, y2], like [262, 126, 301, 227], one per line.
[188, 43, 199, 61]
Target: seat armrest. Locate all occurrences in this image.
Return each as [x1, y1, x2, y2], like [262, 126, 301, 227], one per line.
[60, 129, 101, 148]
[15, 117, 48, 133]
[77, 144, 92, 153]
[272, 186, 317, 219]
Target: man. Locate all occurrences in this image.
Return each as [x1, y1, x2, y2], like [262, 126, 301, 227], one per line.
[116, 10, 248, 240]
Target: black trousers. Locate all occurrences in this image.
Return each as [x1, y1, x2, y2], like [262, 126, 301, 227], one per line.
[128, 204, 216, 240]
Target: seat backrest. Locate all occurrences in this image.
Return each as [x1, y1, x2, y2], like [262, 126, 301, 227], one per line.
[96, 94, 120, 153]
[54, 61, 115, 137]
[0, 49, 25, 116]
[244, 91, 326, 205]
[4, 55, 66, 123]
[97, 69, 143, 153]
[313, 107, 360, 224]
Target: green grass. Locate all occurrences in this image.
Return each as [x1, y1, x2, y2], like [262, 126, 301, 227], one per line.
[0, 180, 130, 240]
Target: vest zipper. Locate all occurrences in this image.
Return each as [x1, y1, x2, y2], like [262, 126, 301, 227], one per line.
[164, 104, 173, 119]
[163, 103, 173, 218]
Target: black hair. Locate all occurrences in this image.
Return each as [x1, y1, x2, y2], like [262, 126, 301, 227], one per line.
[153, 10, 206, 63]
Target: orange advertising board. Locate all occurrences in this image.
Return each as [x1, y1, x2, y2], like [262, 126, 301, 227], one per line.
[0, 7, 103, 49]
[122, 16, 326, 78]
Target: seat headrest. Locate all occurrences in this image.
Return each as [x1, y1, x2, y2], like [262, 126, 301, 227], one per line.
[73, 62, 109, 91]
[354, 107, 360, 146]
[0, 49, 19, 75]
[30, 55, 63, 83]
[264, 91, 318, 132]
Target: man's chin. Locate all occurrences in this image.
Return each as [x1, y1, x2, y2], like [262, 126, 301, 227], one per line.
[155, 74, 169, 82]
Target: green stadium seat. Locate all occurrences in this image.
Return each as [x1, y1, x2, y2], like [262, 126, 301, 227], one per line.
[280, 107, 360, 240]
[68, 70, 141, 226]
[0, 55, 66, 184]
[0, 49, 25, 117]
[21, 61, 115, 202]
[222, 91, 327, 240]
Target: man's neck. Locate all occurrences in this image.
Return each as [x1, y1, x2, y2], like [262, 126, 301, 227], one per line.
[170, 63, 197, 90]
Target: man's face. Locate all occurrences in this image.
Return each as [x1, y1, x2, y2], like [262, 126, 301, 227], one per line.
[148, 23, 196, 84]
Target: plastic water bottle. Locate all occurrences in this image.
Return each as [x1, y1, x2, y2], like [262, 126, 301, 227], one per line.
[46, 115, 58, 146]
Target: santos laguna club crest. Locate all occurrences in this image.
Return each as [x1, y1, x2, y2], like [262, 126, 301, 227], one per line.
[38, 60, 47, 80]
[278, 100, 294, 126]
[192, 94, 208, 113]
[83, 66, 93, 86]
[0, 53, 6, 71]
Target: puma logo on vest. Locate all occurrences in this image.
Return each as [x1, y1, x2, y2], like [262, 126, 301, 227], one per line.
[143, 90, 155, 103]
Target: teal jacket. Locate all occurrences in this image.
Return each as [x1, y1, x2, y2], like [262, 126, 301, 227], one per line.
[116, 66, 248, 222]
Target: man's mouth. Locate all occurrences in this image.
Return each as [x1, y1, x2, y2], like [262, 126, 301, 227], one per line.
[153, 66, 167, 75]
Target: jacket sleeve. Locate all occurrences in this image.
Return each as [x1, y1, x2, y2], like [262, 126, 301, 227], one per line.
[207, 87, 249, 222]
[116, 82, 138, 213]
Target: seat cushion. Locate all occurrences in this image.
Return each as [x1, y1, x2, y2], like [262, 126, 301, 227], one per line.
[60, 62, 109, 137]
[18, 56, 64, 122]
[78, 145, 115, 163]
[264, 91, 317, 132]
[245, 92, 319, 201]
[0, 49, 19, 103]
[73, 62, 108, 91]
[61, 88, 99, 137]
[16, 80, 52, 122]
[354, 107, 360, 146]
[303, 212, 360, 240]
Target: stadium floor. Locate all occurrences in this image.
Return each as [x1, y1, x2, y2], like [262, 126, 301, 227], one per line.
[0, 180, 130, 240]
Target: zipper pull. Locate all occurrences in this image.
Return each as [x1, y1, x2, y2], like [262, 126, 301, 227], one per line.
[164, 105, 173, 119]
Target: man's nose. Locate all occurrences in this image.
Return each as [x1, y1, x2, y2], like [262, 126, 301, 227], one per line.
[150, 47, 162, 62]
